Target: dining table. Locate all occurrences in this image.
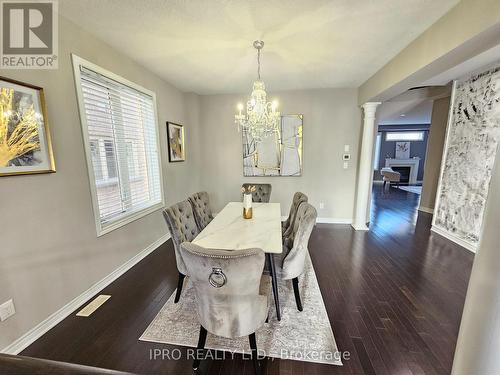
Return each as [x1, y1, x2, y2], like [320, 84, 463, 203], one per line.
[192, 201, 283, 321]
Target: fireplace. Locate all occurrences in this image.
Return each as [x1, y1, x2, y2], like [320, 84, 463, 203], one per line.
[385, 158, 420, 185]
[391, 166, 411, 183]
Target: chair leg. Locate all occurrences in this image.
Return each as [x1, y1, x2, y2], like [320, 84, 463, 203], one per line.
[174, 272, 186, 303]
[292, 277, 303, 311]
[193, 325, 207, 371]
[249, 333, 261, 375]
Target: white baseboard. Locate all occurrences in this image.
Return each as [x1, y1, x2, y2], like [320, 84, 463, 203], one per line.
[418, 206, 434, 214]
[281, 215, 352, 224]
[351, 223, 369, 231]
[1, 233, 170, 355]
[431, 225, 477, 253]
[317, 217, 352, 224]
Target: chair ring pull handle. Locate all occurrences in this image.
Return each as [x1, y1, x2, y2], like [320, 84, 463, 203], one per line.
[209, 268, 227, 288]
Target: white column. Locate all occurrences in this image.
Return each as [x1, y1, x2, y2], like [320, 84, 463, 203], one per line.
[352, 102, 381, 230]
[451, 152, 500, 375]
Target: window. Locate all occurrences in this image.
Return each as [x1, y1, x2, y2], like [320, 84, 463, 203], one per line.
[89, 139, 103, 180]
[73, 55, 164, 236]
[373, 133, 382, 170]
[386, 131, 424, 141]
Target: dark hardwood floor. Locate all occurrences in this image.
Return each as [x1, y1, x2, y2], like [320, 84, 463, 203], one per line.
[21, 184, 474, 374]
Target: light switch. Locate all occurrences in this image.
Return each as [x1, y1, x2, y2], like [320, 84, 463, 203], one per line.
[343, 162, 348, 169]
[344, 144, 350, 152]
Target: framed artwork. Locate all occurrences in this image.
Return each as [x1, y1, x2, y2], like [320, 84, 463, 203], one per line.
[395, 141, 410, 159]
[243, 114, 303, 176]
[0, 77, 55, 176]
[167, 122, 185, 162]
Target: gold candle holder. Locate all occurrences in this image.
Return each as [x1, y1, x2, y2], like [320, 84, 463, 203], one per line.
[243, 207, 253, 219]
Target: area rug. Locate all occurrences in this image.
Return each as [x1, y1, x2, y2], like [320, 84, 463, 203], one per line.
[398, 185, 422, 195]
[139, 254, 342, 366]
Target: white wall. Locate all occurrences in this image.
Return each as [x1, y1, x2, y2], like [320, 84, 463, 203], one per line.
[198, 89, 361, 221]
[0, 16, 201, 349]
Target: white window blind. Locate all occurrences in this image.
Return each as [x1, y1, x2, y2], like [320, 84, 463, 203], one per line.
[74, 58, 163, 235]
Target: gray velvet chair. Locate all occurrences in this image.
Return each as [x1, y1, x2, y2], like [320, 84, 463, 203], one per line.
[162, 200, 200, 303]
[278, 203, 317, 312]
[181, 242, 268, 374]
[188, 191, 214, 231]
[282, 192, 308, 243]
[242, 183, 272, 203]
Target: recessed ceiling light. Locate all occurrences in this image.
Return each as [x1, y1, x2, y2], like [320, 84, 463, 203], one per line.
[400, 114, 406, 117]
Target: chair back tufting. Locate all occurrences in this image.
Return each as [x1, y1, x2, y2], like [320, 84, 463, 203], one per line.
[283, 192, 308, 241]
[281, 203, 317, 280]
[188, 192, 214, 231]
[242, 183, 272, 203]
[163, 200, 200, 275]
[180, 242, 268, 338]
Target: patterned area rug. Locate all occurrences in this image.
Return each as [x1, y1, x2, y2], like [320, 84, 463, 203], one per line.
[139, 254, 342, 366]
[398, 185, 422, 195]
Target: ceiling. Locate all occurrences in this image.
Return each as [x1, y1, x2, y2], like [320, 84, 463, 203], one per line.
[377, 100, 433, 126]
[377, 85, 452, 125]
[59, 0, 459, 95]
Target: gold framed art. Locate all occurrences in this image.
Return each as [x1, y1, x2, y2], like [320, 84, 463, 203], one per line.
[242, 114, 303, 176]
[0, 77, 55, 176]
[167, 121, 185, 162]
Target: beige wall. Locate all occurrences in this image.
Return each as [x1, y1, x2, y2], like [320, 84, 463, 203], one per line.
[0, 16, 201, 349]
[451, 150, 500, 375]
[198, 89, 361, 221]
[420, 96, 451, 211]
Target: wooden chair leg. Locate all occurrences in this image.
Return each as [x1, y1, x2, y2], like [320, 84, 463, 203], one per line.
[174, 272, 185, 303]
[292, 277, 303, 311]
[193, 325, 207, 371]
[249, 332, 261, 375]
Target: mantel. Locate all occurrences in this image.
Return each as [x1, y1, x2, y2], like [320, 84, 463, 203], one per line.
[385, 158, 420, 184]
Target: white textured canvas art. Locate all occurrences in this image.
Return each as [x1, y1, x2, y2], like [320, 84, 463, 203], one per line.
[434, 64, 500, 245]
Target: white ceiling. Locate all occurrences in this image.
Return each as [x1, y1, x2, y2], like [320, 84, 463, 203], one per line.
[59, 0, 459, 95]
[377, 100, 433, 126]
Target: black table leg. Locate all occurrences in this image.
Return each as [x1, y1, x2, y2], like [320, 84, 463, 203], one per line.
[266, 253, 281, 321]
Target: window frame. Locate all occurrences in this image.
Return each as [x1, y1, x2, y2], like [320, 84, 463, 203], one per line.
[373, 133, 382, 170]
[385, 131, 424, 142]
[72, 54, 164, 236]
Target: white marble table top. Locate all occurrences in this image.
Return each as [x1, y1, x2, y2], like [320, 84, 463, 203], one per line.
[192, 202, 282, 254]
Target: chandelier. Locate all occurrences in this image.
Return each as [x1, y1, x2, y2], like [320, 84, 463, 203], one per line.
[235, 40, 280, 141]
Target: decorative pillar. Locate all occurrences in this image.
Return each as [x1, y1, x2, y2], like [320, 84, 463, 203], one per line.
[352, 102, 381, 230]
[451, 152, 500, 375]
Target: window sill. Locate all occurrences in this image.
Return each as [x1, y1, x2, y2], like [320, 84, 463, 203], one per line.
[97, 200, 164, 237]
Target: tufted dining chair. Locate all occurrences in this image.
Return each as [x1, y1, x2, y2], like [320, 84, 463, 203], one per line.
[282, 192, 308, 244]
[278, 203, 317, 312]
[188, 191, 214, 231]
[162, 200, 200, 303]
[242, 183, 272, 203]
[181, 242, 269, 374]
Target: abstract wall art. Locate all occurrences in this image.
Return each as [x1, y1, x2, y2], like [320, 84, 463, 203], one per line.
[167, 122, 185, 162]
[433, 64, 500, 248]
[243, 114, 302, 176]
[0, 77, 55, 176]
[395, 141, 410, 159]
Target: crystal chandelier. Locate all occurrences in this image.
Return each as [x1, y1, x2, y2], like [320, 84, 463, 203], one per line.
[235, 40, 280, 142]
